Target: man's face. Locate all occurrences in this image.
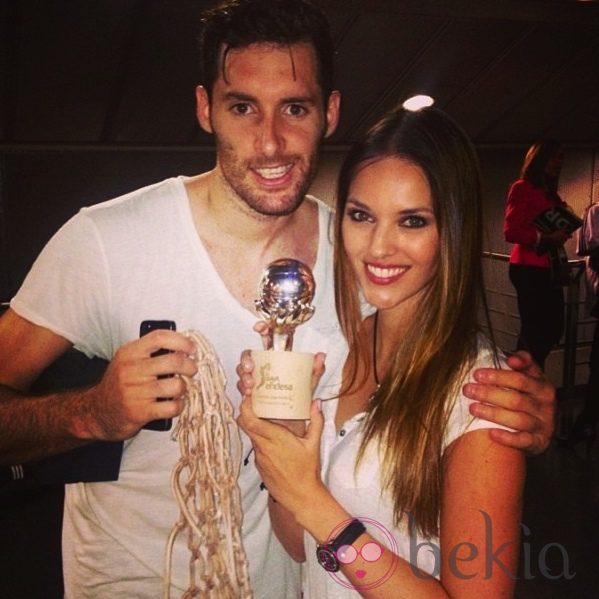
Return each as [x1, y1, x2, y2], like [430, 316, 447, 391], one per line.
[197, 42, 340, 216]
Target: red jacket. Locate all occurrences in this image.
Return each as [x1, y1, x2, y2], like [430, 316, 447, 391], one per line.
[503, 179, 565, 268]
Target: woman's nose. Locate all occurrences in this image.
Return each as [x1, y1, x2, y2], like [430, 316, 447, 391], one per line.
[369, 224, 396, 258]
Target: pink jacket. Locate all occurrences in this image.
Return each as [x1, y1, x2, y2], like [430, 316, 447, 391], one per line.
[504, 179, 565, 268]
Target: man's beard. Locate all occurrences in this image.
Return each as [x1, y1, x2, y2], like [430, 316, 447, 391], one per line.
[216, 143, 321, 217]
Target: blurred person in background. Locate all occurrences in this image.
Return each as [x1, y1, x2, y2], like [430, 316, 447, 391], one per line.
[504, 140, 572, 370]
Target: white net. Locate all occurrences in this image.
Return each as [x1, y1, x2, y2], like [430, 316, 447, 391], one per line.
[164, 330, 252, 598]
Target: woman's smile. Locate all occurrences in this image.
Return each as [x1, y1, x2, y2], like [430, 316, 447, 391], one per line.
[342, 156, 439, 315]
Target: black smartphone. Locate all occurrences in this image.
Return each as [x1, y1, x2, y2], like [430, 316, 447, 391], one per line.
[140, 320, 176, 431]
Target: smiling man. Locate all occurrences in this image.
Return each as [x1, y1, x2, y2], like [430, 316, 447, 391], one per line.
[195, 41, 336, 217]
[0, 1, 555, 597]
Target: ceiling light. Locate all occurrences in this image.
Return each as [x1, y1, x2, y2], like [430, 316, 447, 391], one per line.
[402, 95, 434, 111]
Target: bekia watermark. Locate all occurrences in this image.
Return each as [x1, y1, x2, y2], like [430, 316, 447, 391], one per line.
[408, 511, 575, 581]
[327, 512, 574, 590]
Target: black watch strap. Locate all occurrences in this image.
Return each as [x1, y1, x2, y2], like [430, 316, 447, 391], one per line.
[316, 519, 366, 572]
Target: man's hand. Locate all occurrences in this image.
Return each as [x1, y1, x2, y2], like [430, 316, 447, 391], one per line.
[73, 330, 198, 440]
[463, 350, 555, 455]
[0, 310, 202, 463]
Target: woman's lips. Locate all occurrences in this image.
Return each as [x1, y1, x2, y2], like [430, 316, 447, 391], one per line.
[364, 263, 408, 285]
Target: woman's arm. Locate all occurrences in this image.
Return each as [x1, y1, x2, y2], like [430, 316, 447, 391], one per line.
[236, 348, 325, 560]
[440, 429, 526, 597]
[239, 395, 525, 598]
[267, 495, 306, 562]
[238, 398, 445, 597]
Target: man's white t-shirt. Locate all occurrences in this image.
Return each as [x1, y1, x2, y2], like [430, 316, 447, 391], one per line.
[12, 176, 347, 598]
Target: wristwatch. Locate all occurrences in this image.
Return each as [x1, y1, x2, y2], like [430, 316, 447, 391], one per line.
[316, 519, 366, 572]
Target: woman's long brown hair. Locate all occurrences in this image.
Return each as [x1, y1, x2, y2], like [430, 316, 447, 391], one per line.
[333, 106, 497, 537]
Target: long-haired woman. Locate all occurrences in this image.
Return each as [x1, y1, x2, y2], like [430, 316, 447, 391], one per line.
[239, 106, 525, 597]
[504, 140, 570, 369]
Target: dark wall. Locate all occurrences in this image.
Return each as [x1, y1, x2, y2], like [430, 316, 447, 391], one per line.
[0, 149, 215, 301]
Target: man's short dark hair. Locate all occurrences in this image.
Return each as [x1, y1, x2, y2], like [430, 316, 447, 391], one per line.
[199, 0, 335, 101]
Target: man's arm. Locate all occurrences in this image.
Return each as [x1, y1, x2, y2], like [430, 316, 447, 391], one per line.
[463, 350, 555, 455]
[0, 309, 198, 465]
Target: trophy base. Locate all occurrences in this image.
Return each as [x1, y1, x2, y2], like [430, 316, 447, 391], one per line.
[251, 350, 314, 420]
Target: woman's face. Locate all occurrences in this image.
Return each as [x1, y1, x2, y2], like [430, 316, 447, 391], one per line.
[341, 157, 440, 316]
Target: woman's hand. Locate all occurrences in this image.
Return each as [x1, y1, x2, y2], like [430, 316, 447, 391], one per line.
[541, 229, 571, 247]
[237, 397, 326, 514]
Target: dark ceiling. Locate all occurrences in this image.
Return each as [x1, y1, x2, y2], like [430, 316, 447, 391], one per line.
[1, 0, 599, 151]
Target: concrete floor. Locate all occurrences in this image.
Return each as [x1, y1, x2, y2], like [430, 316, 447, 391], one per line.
[514, 397, 599, 598]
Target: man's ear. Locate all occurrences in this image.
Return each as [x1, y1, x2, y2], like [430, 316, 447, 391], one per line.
[324, 90, 341, 139]
[195, 85, 213, 134]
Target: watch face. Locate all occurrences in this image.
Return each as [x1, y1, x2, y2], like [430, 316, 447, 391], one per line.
[316, 546, 340, 572]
